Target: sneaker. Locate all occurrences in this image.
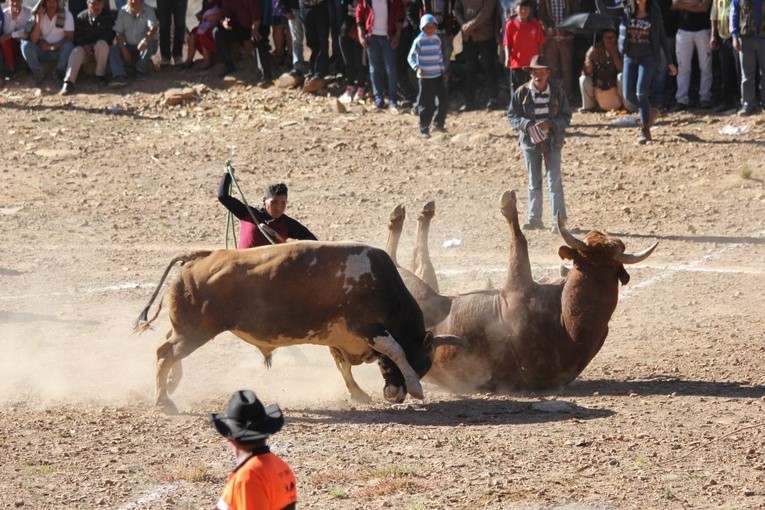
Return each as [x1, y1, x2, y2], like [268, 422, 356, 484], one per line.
[339, 85, 355, 104]
[712, 102, 735, 113]
[109, 75, 128, 87]
[637, 126, 651, 144]
[522, 218, 545, 230]
[432, 124, 446, 133]
[96, 75, 108, 87]
[59, 80, 74, 95]
[302, 76, 325, 93]
[54, 68, 65, 84]
[353, 87, 366, 102]
[459, 102, 477, 113]
[738, 105, 757, 116]
[160, 57, 172, 67]
[217, 64, 235, 78]
[388, 102, 399, 114]
[420, 129, 431, 138]
[374, 98, 385, 109]
[669, 102, 688, 113]
[173, 56, 183, 66]
[698, 99, 714, 109]
[486, 98, 499, 110]
[256, 78, 273, 88]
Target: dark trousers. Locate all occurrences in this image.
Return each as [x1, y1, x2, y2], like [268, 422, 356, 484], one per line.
[254, 24, 273, 80]
[302, 1, 330, 77]
[462, 37, 497, 104]
[340, 34, 366, 86]
[509, 68, 530, 92]
[717, 38, 740, 105]
[157, 0, 188, 60]
[213, 24, 272, 80]
[418, 76, 448, 131]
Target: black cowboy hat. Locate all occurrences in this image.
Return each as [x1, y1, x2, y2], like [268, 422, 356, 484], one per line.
[209, 390, 285, 443]
[523, 54, 553, 73]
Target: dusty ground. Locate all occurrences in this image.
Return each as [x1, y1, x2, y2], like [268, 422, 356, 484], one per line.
[1, 59, 764, 510]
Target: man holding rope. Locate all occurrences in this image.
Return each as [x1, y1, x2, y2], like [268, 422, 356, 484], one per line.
[218, 172, 318, 248]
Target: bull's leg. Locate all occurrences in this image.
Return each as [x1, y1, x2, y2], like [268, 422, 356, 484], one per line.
[155, 331, 210, 414]
[500, 190, 534, 292]
[328, 347, 372, 403]
[412, 200, 439, 292]
[370, 333, 424, 402]
[384, 204, 406, 265]
[164, 329, 183, 395]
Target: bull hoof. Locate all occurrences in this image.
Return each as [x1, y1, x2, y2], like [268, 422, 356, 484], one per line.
[419, 200, 436, 219]
[389, 204, 406, 224]
[350, 389, 373, 404]
[384, 384, 407, 403]
[500, 190, 517, 218]
[156, 399, 178, 415]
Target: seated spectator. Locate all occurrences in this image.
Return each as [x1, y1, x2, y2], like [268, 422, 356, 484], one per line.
[2, 0, 34, 80]
[107, 0, 158, 86]
[21, 0, 75, 87]
[181, 0, 220, 69]
[579, 28, 625, 111]
[61, 0, 115, 94]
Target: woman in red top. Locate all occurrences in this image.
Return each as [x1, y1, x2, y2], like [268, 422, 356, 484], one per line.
[502, 0, 546, 91]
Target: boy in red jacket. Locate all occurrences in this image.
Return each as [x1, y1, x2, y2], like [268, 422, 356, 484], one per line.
[502, 0, 545, 92]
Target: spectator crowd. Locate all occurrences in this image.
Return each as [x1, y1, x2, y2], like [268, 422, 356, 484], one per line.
[1, 0, 762, 119]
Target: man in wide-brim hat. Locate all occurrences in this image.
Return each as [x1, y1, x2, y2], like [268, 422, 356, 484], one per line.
[209, 390, 298, 510]
[507, 54, 572, 234]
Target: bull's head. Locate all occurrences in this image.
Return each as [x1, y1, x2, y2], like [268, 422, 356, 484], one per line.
[379, 333, 469, 403]
[555, 213, 657, 285]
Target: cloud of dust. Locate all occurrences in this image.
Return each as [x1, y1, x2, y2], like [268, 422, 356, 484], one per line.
[0, 278, 384, 410]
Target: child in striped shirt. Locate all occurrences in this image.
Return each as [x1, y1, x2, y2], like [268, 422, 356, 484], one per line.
[407, 14, 448, 137]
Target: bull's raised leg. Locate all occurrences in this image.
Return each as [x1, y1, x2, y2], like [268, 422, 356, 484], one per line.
[384, 204, 406, 265]
[328, 347, 372, 403]
[370, 333, 424, 402]
[412, 200, 439, 292]
[500, 190, 534, 292]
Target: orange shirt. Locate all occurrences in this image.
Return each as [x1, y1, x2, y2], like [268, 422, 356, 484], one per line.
[216, 449, 297, 510]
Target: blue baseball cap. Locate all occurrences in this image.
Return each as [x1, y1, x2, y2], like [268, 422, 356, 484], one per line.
[420, 14, 437, 30]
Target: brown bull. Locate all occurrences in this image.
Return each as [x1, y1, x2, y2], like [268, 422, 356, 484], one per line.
[135, 242, 465, 413]
[385, 191, 657, 392]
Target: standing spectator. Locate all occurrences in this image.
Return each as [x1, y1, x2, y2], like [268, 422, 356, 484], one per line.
[669, 0, 713, 111]
[209, 390, 298, 510]
[537, 0, 580, 103]
[408, 13, 448, 136]
[108, 0, 158, 85]
[157, 0, 187, 66]
[710, 0, 739, 111]
[21, 0, 75, 87]
[579, 28, 626, 111]
[507, 55, 571, 234]
[214, 0, 272, 87]
[730, 0, 763, 115]
[181, 0, 220, 69]
[619, 0, 677, 143]
[357, 0, 405, 110]
[455, 0, 499, 110]
[338, 0, 368, 102]
[503, 0, 545, 92]
[301, 0, 331, 92]
[61, 0, 115, 94]
[1, 0, 34, 80]
[410, 0, 458, 79]
[277, 0, 309, 80]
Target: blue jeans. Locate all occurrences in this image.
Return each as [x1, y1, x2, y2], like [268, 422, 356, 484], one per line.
[20, 41, 75, 76]
[623, 54, 655, 126]
[108, 40, 159, 77]
[288, 8, 308, 74]
[521, 142, 567, 223]
[367, 34, 398, 104]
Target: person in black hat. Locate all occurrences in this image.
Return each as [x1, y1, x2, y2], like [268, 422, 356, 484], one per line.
[507, 54, 571, 234]
[210, 390, 297, 510]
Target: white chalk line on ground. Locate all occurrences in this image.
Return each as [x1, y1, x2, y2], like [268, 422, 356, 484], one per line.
[116, 482, 182, 510]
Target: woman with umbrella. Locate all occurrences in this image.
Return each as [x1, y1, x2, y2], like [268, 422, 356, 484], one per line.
[618, 0, 676, 143]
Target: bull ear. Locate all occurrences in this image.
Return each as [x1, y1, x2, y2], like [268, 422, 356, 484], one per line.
[559, 246, 576, 260]
[617, 266, 630, 285]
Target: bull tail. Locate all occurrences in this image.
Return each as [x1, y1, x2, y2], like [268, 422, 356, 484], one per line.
[134, 250, 213, 333]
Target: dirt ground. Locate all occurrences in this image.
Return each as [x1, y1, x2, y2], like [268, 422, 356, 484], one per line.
[1, 59, 764, 510]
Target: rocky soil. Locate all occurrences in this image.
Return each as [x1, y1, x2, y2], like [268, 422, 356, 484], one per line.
[1, 59, 764, 509]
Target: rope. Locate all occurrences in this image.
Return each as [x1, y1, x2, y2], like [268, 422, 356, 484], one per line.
[224, 160, 278, 248]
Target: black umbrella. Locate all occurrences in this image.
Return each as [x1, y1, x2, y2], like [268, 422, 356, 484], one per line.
[558, 12, 618, 43]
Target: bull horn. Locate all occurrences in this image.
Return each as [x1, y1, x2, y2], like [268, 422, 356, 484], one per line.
[430, 335, 471, 350]
[557, 212, 587, 251]
[614, 242, 658, 265]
